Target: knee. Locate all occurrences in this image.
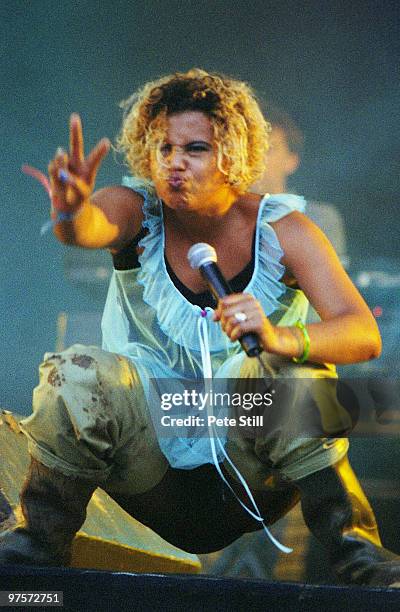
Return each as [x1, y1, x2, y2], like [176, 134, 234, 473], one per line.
[20, 346, 146, 479]
[35, 345, 139, 409]
[28, 345, 143, 456]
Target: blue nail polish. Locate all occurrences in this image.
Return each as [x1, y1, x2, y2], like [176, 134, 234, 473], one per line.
[59, 169, 68, 183]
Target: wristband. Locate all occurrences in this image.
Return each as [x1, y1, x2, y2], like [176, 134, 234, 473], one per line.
[50, 210, 77, 222]
[40, 209, 79, 235]
[22, 164, 79, 235]
[292, 320, 310, 364]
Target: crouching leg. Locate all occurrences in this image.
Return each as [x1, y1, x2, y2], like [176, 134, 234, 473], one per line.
[297, 455, 400, 587]
[0, 344, 167, 567]
[0, 457, 95, 566]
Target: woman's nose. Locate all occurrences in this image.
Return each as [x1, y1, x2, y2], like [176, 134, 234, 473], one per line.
[168, 146, 186, 168]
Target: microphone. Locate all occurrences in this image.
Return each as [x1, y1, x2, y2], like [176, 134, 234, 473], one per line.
[187, 243, 263, 357]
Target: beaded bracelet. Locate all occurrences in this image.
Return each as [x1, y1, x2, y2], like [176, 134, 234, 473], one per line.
[292, 320, 310, 364]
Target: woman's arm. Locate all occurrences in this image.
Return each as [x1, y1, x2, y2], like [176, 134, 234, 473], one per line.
[53, 185, 144, 250]
[274, 211, 381, 363]
[215, 212, 381, 365]
[48, 114, 143, 250]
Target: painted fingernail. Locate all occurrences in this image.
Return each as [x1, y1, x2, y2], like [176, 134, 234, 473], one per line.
[56, 147, 65, 156]
[58, 169, 69, 183]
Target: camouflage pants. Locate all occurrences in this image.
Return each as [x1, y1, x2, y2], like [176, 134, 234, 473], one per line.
[20, 344, 349, 494]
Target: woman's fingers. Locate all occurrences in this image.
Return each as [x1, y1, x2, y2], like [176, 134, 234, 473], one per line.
[46, 115, 109, 211]
[214, 293, 266, 340]
[59, 169, 92, 203]
[224, 310, 260, 340]
[69, 113, 109, 184]
[213, 293, 252, 321]
[69, 113, 85, 166]
[219, 294, 257, 323]
[85, 137, 111, 179]
[48, 156, 67, 208]
[48, 154, 91, 210]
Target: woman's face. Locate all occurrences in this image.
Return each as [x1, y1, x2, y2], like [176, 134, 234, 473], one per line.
[150, 111, 231, 214]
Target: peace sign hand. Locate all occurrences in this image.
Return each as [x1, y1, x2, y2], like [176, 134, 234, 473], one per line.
[48, 113, 110, 213]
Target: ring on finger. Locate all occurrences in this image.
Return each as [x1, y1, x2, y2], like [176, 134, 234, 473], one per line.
[234, 311, 248, 323]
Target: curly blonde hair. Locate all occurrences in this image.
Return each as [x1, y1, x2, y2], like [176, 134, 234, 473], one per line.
[116, 68, 271, 192]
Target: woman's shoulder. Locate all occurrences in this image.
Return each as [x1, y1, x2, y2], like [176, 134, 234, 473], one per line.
[257, 196, 330, 277]
[273, 209, 339, 274]
[239, 191, 307, 221]
[272, 208, 325, 240]
[262, 193, 307, 222]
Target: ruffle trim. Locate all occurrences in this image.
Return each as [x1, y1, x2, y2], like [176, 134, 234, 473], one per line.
[121, 177, 306, 351]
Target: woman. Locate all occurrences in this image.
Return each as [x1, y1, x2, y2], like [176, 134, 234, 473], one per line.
[1, 69, 399, 585]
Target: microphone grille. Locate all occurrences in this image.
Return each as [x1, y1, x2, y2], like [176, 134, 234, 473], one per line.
[187, 243, 217, 269]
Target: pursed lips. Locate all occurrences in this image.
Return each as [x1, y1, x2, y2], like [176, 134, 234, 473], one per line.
[167, 175, 186, 189]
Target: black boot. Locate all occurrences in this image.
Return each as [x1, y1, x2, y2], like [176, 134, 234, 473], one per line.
[296, 454, 400, 587]
[0, 457, 96, 566]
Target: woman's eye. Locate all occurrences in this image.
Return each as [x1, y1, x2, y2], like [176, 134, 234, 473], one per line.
[186, 144, 210, 154]
[159, 143, 211, 157]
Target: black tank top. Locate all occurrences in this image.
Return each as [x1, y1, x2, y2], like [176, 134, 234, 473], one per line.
[112, 229, 255, 309]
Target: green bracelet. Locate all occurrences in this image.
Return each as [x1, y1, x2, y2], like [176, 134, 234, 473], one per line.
[292, 320, 310, 364]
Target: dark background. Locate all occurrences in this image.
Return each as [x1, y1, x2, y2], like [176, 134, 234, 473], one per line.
[0, 0, 399, 411]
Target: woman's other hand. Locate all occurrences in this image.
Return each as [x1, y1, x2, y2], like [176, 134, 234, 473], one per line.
[213, 293, 283, 353]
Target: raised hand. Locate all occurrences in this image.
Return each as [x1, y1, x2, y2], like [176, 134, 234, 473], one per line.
[48, 113, 110, 213]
